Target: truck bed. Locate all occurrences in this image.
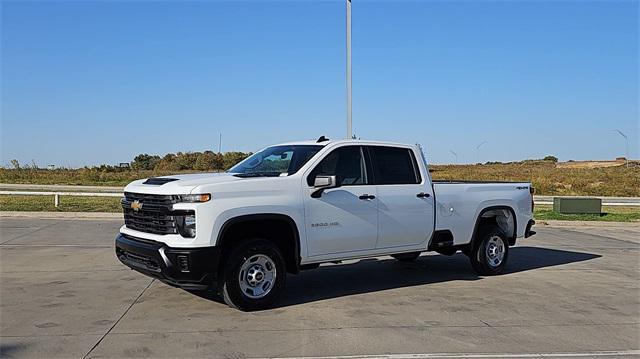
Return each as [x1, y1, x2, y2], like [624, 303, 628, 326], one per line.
[433, 181, 533, 246]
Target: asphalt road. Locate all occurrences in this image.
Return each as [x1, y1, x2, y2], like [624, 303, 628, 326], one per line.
[1, 217, 639, 358]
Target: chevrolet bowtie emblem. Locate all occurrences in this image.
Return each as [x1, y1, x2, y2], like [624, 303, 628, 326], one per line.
[131, 200, 143, 212]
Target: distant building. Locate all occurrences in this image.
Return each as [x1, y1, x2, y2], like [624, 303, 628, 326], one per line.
[118, 162, 130, 168]
[47, 164, 56, 170]
[616, 157, 627, 162]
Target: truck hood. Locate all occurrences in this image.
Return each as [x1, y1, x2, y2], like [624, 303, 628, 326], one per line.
[124, 173, 244, 195]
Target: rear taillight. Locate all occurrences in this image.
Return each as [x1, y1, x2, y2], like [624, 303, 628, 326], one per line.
[530, 186, 536, 211]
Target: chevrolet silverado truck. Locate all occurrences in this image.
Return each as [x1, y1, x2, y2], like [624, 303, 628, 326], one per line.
[115, 138, 536, 310]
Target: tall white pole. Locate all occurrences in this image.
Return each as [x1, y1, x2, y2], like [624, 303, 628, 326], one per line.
[346, 0, 352, 139]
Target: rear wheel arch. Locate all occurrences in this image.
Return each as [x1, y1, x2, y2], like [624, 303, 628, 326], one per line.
[470, 205, 517, 248]
[216, 214, 301, 275]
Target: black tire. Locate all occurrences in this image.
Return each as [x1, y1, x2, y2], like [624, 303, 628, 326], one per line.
[468, 225, 509, 276]
[220, 239, 286, 311]
[391, 252, 421, 262]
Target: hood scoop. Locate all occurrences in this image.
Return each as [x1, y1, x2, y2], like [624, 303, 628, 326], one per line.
[143, 177, 180, 185]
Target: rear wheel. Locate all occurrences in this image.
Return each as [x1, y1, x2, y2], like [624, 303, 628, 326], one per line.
[391, 252, 421, 262]
[468, 225, 509, 275]
[220, 239, 286, 311]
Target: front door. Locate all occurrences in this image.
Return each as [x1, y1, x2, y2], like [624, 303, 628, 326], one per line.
[303, 146, 378, 257]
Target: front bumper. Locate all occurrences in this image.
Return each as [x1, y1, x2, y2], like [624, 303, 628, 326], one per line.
[115, 233, 221, 290]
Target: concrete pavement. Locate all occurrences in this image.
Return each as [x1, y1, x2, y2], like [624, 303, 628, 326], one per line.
[0, 218, 638, 358]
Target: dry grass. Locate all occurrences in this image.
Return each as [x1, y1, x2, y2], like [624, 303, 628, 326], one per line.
[0, 195, 122, 212]
[556, 160, 630, 169]
[1, 160, 639, 197]
[430, 161, 640, 197]
[0, 168, 196, 186]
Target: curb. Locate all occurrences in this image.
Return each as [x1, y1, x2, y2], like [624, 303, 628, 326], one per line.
[539, 220, 640, 227]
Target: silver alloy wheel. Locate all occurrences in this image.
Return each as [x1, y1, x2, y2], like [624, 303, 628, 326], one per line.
[238, 254, 277, 299]
[485, 235, 505, 267]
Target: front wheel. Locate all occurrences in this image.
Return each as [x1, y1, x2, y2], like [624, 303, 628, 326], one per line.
[468, 225, 509, 275]
[221, 239, 286, 311]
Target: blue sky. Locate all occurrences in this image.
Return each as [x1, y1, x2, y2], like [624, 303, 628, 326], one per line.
[1, 0, 638, 167]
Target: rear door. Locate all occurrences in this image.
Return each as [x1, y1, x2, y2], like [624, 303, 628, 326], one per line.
[303, 146, 378, 257]
[367, 146, 435, 249]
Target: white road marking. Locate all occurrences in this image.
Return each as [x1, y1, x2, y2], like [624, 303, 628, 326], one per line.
[274, 350, 640, 359]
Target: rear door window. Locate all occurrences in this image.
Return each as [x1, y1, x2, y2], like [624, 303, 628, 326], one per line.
[368, 146, 421, 185]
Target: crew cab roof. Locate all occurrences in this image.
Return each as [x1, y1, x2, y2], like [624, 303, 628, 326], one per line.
[272, 139, 417, 148]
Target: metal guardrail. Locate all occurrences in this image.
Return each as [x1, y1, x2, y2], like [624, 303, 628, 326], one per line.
[534, 195, 640, 206]
[0, 191, 122, 207]
[0, 191, 122, 197]
[1, 188, 639, 207]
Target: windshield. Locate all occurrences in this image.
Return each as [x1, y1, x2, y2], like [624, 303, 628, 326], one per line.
[228, 145, 323, 177]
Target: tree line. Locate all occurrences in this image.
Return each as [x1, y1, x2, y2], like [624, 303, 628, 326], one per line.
[5, 151, 252, 172]
[131, 151, 251, 171]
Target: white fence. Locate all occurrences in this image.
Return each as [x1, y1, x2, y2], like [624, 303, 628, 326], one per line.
[1, 190, 639, 207]
[0, 191, 122, 207]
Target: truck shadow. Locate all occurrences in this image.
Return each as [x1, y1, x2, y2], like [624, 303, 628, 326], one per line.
[0, 343, 27, 358]
[190, 246, 600, 308]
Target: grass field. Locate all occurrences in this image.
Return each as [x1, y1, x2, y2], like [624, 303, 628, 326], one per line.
[0, 168, 185, 187]
[533, 205, 640, 222]
[1, 195, 638, 222]
[0, 195, 122, 212]
[430, 161, 639, 197]
[2, 160, 638, 196]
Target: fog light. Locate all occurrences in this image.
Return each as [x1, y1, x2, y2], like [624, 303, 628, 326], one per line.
[176, 212, 196, 238]
[177, 255, 190, 272]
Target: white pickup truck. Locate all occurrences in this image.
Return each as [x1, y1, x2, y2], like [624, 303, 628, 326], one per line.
[116, 138, 536, 310]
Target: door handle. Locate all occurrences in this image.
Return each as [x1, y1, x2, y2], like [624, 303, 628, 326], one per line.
[359, 194, 376, 200]
[417, 192, 431, 198]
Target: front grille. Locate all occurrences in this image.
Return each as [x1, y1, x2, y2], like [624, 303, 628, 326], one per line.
[122, 192, 180, 235]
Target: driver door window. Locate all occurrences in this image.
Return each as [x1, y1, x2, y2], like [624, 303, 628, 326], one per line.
[307, 146, 368, 186]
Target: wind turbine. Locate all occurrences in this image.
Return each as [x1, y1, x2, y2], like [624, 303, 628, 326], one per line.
[476, 141, 487, 164]
[449, 150, 458, 164]
[614, 129, 629, 168]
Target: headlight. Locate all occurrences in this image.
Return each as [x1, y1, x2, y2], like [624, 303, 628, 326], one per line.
[176, 212, 196, 237]
[179, 194, 211, 203]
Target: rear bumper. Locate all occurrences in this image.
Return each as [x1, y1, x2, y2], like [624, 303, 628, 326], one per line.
[525, 219, 536, 238]
[115, 233, 220, 290]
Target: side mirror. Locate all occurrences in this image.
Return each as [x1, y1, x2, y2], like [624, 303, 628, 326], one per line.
[311, 175, 338, 198]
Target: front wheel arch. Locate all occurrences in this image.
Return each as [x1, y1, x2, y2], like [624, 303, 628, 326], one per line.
[216, 214, 302, 276]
